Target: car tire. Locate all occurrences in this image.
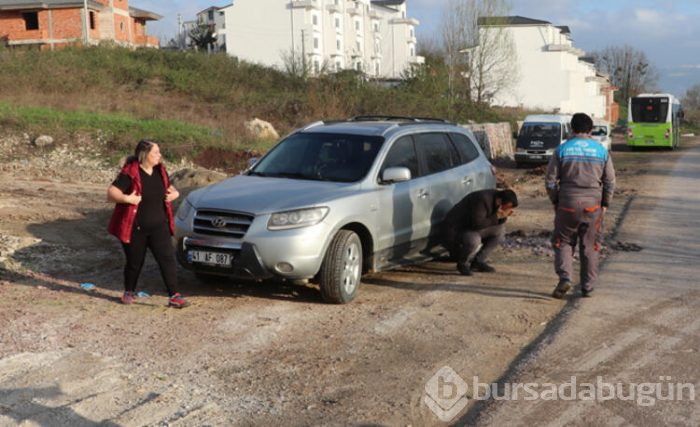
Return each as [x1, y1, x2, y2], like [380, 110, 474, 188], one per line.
[319, 230, 362, 304]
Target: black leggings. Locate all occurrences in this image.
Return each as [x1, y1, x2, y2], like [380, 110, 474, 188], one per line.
[121, 222, 178, 296]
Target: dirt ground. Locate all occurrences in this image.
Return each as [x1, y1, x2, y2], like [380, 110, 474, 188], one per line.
[0, 133, 695, 426]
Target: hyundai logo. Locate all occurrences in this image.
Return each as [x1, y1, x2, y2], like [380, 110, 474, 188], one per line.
[211, 217, 227, 228]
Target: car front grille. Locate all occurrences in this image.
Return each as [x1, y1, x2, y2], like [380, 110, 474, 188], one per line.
[193, 209, 254, 238]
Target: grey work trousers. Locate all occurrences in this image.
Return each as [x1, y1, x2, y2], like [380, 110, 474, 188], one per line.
[456, 223, 506, 269]
[552, 200, 604, 291]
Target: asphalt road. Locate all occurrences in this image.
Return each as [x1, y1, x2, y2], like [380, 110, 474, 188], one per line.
[466, 144, 700, 426]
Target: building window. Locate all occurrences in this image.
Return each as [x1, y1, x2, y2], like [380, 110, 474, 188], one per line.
[335, 17, 340, 28]
[355, 20, 360, 31]
[337, 39, 341, 51]
[336, 61, 341, 71]
[120, 22, 125, 32]
[356, 41, 361, 51]
[374, 22, 379, 32]
[89, 11, 96, 30]
[313, 14, 318, 26]
[22, 12, 39, 31]
[314, 60, 320, 74]
[410, 47, 415, 57]
[314, 37, 319, 49]
[208, 10, 214, 20]
[410, 28, 414, 38]
[356, 62, 362, 71]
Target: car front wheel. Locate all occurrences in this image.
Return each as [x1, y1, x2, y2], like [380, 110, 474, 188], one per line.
[319, 230, 362, 304]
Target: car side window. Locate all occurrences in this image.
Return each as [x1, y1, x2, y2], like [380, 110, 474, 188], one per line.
[380, 136, 419, 179]
[449, 133, 480, 164]
[414, 133, 459, 175]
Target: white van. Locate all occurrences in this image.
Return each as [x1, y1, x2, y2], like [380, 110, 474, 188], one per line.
[515, 114, 571, 166]
[591, 119, 612, 151]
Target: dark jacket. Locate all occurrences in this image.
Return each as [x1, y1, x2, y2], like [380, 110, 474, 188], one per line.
[545, 137, 615, 207]
[107, 160, 175, 244]
[443, 189, 504, 237]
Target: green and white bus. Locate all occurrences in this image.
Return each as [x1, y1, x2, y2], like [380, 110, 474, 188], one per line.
[627, 93, 683, 149]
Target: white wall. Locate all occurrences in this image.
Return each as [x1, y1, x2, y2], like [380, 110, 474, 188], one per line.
[485, 23, 606, 118]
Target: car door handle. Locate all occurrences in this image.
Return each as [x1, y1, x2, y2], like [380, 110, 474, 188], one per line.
[418, 189, 429, 199]
[462, 177, 473, 185]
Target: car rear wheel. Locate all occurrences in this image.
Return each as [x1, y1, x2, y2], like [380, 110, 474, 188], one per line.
[319, 230, 362, 304]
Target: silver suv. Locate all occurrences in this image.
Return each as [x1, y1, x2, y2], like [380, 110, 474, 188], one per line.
[174, 117, 496, 303]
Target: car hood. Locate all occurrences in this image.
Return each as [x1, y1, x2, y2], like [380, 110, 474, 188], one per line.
[188, 175, 359, 214]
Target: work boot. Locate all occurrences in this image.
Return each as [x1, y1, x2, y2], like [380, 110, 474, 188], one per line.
[581, 287, 594, 298]
[471, 260, 496, 273]
[551, 279, 572, 299]
[456, 263, 472, 276]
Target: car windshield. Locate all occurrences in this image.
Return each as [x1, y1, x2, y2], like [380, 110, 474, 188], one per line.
[519, 123, 561, 139]
[249, 132, 385, 182]
[591, 125, 608, 136]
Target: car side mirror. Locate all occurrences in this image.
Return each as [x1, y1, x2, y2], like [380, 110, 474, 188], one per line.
[381, 167, 411, 184]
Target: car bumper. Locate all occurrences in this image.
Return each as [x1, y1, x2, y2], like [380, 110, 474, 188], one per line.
[515, 152, 552, 163]
[175, 220, 332, 281]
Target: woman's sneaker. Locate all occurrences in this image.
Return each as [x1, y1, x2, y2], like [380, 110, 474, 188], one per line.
[168, 293, 189, 308]
[121, 291, 135, 305]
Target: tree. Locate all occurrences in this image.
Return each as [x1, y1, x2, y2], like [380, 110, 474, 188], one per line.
[440, 0, 516, 110]
[189, 25, 217, 52]
[592, 45, 659, 103]
[682, 83, 700, 124]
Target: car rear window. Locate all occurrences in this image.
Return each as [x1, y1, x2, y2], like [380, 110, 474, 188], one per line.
[631, 97, 669, 123]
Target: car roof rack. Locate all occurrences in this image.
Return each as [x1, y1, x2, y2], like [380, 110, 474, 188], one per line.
[348, 115, 452, 124]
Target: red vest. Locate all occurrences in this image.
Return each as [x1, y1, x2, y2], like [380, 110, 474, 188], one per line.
[108, 160, 175, 243]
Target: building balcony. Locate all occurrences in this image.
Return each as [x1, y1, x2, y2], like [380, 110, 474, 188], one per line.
[330, 51, 344, 57]
[292, 0, 320, 10]
[369, 9, 381, 19]
[410, 56, 425, 65]
[347, 6, 362, 16]
[390, 17, 419, 26]
[326, 3, 342, 13]
[407, 36, 416, 44]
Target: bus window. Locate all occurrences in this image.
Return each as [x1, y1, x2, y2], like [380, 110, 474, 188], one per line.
[631, 97, 669, 123]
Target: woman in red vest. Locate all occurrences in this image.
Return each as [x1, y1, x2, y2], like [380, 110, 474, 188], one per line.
[107, 140, 188, 308]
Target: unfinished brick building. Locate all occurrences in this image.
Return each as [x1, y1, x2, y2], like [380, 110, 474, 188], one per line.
[0, 0, 161, 49]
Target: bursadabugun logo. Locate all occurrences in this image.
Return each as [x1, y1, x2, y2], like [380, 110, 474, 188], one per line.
[424, 366, 470, 422]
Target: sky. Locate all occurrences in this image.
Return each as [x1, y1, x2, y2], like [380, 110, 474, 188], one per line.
[141, 0, 700, 97]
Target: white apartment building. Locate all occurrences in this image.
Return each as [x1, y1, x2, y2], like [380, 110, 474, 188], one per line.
[478, 16, 613, 119]
[220, 0, 424, 78]
[195, 6, 228, 52]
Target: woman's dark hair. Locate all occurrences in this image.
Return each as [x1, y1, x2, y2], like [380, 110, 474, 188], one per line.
[497, 189, 518, 208]
[571, 113, 593, 134]
[126, 140, 156, 164]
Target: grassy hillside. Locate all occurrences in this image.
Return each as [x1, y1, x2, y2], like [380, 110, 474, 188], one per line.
[0, 46, 522, 167]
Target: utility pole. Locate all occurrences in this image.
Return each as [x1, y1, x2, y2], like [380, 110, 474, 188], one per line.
[177, 13, 183, 49]
[83, 0, 90, 46]
[301, 28, 306, 75]
[290, 1, 296, 74]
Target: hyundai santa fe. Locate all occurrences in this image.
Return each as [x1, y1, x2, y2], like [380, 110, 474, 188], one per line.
[174, 116, 497, 303]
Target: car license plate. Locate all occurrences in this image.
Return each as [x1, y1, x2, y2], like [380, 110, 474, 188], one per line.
[530, 155, 543, 160]
[645, 139, 654, 144]
[188, 250, 233, 267]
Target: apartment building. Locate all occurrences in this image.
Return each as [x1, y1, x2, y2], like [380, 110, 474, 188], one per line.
[0, 0, 161, 49]
[478, 16, 617, 121]
[220, 0, 423, 78]
[195, 5, 227, 52]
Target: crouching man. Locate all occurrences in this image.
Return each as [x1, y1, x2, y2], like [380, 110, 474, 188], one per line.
[444, 189, 519, 276]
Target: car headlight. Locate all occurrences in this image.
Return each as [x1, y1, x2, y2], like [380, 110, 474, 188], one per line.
[176, 198, 194, 221]
[268, 207, 329, 230]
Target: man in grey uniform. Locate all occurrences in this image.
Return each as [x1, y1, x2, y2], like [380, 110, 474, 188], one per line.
[546, 113, 615, 298]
